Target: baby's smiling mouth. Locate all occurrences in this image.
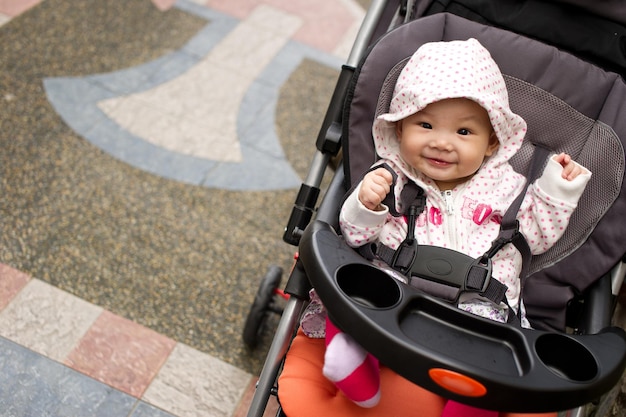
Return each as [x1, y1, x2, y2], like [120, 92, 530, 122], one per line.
[424, 155, 454, 166]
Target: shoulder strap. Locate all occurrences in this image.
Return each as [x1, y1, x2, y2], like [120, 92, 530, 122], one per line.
[481, 144, 552, 325]
[483, 145, 552, 279]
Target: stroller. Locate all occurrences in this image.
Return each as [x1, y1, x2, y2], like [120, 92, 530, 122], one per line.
[243, 0, 626, 415]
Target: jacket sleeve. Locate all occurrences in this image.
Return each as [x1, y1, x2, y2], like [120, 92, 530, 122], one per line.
[339, 182, 390, 248]
[517, 157, 592, 255]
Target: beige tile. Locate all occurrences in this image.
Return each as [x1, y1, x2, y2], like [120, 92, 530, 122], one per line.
[0, 279, 102, 361]
[99, 90, 241, 161]
[245, 4, 302, 36]
[133, 63, 243, 125]
[0, 14, 10, 27]
[207, 15, 298, 78]
[143, 343, 253, 417]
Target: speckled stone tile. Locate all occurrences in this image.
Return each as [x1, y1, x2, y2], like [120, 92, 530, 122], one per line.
[0, 279, 103, 362]
[0, 336, 137, 417]
[142, 343, 253, 417]
[0, 262, 30, 311]
[0, 0, 352, 380]
[65, 310, 177, 398]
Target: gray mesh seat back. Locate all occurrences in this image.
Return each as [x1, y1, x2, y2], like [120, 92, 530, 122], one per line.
[343, 12, 626, 331]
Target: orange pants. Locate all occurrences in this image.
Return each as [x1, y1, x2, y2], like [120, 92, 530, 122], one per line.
[278, 330, 557, 417]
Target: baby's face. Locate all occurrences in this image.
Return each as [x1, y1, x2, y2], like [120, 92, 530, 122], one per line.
[395, 98, 498, 191]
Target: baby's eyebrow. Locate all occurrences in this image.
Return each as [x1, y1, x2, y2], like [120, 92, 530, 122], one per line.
[457, 114, 483, 122]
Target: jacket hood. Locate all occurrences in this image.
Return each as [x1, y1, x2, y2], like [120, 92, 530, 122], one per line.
[373, 39, 527, 181]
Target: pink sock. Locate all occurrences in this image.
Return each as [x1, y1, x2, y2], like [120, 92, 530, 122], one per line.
[323, 317, 381, 407]
[441, 400, 498, 417]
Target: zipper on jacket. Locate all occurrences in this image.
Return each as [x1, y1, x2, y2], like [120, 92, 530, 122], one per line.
[442, 190, 454, 215]
[441, 189, 457, 249]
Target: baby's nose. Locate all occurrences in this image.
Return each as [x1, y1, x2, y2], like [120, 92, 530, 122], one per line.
[431, 135, 454, 150]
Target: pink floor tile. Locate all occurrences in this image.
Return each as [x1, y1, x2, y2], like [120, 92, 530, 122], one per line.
[65, 310, 177, 397]
[0, 0, 41, 17]
[0, 263, 30, 311]
[205, 0, 358, 53]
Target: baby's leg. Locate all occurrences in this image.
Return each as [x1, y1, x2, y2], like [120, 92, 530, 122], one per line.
[323, 317, 381, 407]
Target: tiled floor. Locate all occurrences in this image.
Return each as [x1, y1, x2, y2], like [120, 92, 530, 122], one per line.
[0, 263, 258, 417]
[0, 0, 364, 415]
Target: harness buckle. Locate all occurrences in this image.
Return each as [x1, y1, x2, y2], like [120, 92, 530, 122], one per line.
[467, 257, 493, 294]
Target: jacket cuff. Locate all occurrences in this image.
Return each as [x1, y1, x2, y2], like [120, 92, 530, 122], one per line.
[536, 157, 592, 203]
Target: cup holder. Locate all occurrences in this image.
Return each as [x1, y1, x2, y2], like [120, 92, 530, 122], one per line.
[535, 333, 598, 382]
[336, 263, 401, 309]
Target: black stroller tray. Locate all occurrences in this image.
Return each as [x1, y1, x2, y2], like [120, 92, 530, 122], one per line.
[300, 220, 626, 412]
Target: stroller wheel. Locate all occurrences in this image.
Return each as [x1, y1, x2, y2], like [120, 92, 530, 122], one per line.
[243, 265, 284, 348]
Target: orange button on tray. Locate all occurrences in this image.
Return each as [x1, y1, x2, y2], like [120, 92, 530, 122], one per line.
[428, 368, 487, 397]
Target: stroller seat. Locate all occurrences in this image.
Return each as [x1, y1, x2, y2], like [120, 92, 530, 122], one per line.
[282, 11, 626, 414]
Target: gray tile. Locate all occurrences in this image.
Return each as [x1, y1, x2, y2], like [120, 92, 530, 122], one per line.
[89, 60, 166, 96]
[144, 51, 201, 86]
[129, 402, 176, 417]
[0, 337, 136, 417]
[43, 77, 113, 134]
[237, 82, 277, 139]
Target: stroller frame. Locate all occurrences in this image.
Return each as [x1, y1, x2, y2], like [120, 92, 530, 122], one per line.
[246, 4, 396, 415]
[245, 1, 626, 416]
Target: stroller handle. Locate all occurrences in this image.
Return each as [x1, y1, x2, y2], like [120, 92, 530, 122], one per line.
[299, 220, 626, 413]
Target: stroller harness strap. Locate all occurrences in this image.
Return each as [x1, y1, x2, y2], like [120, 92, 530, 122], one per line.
[361, 146, 551, 322]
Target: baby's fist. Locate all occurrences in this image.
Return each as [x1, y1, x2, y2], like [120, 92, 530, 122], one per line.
[358, 168, 393, 211]
[553, 153, 586, 181]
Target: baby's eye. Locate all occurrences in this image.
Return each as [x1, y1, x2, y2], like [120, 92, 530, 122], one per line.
[457, 128, 471, 135]
[419, 122, 432, 129]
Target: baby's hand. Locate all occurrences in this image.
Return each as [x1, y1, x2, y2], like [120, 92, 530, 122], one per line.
[553, 153, 586, 181]
[358, 168, 394, 211]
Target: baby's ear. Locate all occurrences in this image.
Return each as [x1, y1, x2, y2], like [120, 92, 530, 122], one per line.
[485, 132, 499, 156]
[394, 121, 403, 139]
